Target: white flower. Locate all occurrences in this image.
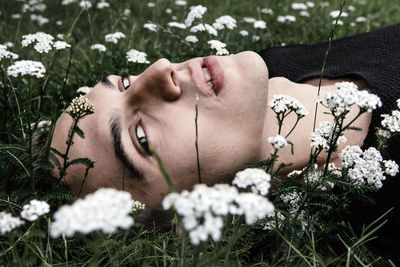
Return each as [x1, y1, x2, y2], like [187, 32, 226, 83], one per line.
[277, 15, 297, 23]
[147, 2, 155, 7]
[262, 211, 284, 230]
[185, 35, 198, 43]
[355, 16, 367, 22]
[175, 0, 187, 5]
[0, 45, 19, 61]
[339, 146, 394, 189]
[53, 41, 71, 50]
[50, 188, 136, 238]
[20, 199, 50, 221]
[253, 20, 267, 29]
[97, 1, 110, 9]
[307, 2, 315, 8]
[3, 42, 14, 48]
[213, 15, 237, 30]
[184, 5, 207, 27]
[30, 14, 49, 26]
[322, 81, 381, 116]
[163, 183, 274, 245]
[288, 169, 302, 178]
[208, 40, 229, 55]
[79, 0, 92, 9]
[104, 32, 126, 44]
[243, 17, 256, 23]
[280, 192, 301, 207]
[77, 86, 92, 94]
[260, 8, 273, 15]
[310, 121, 335, 150]
[11, 14, 21, 19]
[300, 11, 310, 17]
[126, 49, 150, 64]
[303, 164, 334, 190]
[268, 135, 288, 150]
[143, 23, 158, 32]
[252, 35, 260, 42]
[90, 43, 106, 52]
[62, 0, 76, 5]
[190, 23, 218, 36]
[239, 30, 249, 36]
[381, 110, 400, 133]
[69, 95, 94, 117]
[7, 60, 46, 78]
[233, 168, 271, 196]
[291, 3, 308, 10]
[0, 212, 24, 235]
[167, 22, 187, 29]
[165, 8, 172, 14]
[384, 160, 399, 176]
[378, 129, 391, 139]
[132, 200, 146, 212]
[269, 94, 308, 116]
[21, 32, 54, 53]
[329, 10, 348, 18]
[347, 5, 356, 12]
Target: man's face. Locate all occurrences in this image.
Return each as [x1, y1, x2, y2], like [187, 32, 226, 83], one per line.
[51, 51, 269, 209]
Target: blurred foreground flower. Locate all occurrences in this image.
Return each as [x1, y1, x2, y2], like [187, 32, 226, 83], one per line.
[0, 212, 24, 235]
[50, 188, 142, 238]
[20, 199, 50, 221]
[163, 183, 274, 245]
[7, 60, 46, 78]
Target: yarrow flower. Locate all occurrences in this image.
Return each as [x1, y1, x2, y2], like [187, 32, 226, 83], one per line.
[310, 121, 336, 150]
[321, 81, 381, 116]
[162, 183, 274, 245]
[184, 5, 207, 27]
[280, 192, 301, 207]
[168, 22, 187, 29]
[143, 23, 158, 32]
[291, 3, 308, 10]
[21, 32, 54, 53]
[50, 188, 140, 237]
[185, 35, 198, 43]
[329, 10, 348, 18]
[232, 168, 271, 196]
[126, 49, 150, 64]
[7, 60, 46, 78]
[0, 212, 24, 235]
[53, 41, 71, 50]
[0, 44, 19, 61]
[104, 32, 126, 44]
[68, 95, 94, 118]
[253, 20, 267, 29]
[339, 146, 399, 189]
[303, 164, 334, 190]
[269, 94, 308, 117]
[20, 199, 50, 221]
[277, 15, 297, 23]
[190, 23, 218, 36]
[268, 135, 288, 150]
[90, 43, 106, 52]
[212, 15, 237, 30]
[381, 110, 400, 134]
[208, 40, 229, 55]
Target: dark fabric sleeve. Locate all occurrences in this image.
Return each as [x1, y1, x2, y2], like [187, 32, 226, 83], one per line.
[258, 23, 400, 263]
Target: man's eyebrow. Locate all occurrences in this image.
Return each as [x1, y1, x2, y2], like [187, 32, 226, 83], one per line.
[110, 112, 144, 180]
[101, 75, 115, 89]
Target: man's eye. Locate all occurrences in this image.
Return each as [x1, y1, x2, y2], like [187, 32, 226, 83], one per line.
[122, 73, 130, 90]
[135, 123, 150, 154]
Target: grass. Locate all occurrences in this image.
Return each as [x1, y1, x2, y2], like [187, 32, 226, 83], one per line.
[1, 0, 400, 266]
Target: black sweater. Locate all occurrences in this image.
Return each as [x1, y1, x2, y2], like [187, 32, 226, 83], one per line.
[258, 24, 400, 262]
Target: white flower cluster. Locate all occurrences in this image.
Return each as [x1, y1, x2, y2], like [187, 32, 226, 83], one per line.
[132, 200, 145, 212]
[277, 15, 297, 23]
[184, 5, 207, 27]
[339, 146, 399, 189]
[105, 32, 126, 44]
[329, 10, 349, 18]
[185, 35, 198, 43]
[0, 44, 19, 61]
[79, 0, 92, 9]
[163, 183, 274, 245]
[269, 94, 308, 117]
[20, 199, 50, 221]
[232, 168, 271, 196]
[126, 49, 150, 64]
[253, 20, 267, 29]
[304, 164, 334, 191]
[207, 40, 229, 55]
[213, 15, 237, 30]
[97, 1, 110, 9]
[280, 192, 301, 207]
[190, 23, 218, 36]
[50, 188, 138, 238]
[69, 95, 94, 117]
[90, 43, 106, 52]
[380, 100, 400, 138]
[168, 22, 187, 29]
[21, 32, 69, 53]
[7, 60, 46, 78]
[0, 212, 24, 235]
[143, 23, 158, 32]
[322, 81, 382, 116]
[310, 121, 336, 150]
[268, 135, 288, 150]
[262, 211, 285, 230]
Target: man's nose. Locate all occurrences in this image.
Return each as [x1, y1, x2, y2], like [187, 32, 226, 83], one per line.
[129, 58, 182, 102]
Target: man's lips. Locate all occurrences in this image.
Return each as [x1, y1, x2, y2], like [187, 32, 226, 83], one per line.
[188, 56, 225, 97]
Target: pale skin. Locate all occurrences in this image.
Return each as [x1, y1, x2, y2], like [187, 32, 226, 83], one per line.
[51, 51, 371, 212]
